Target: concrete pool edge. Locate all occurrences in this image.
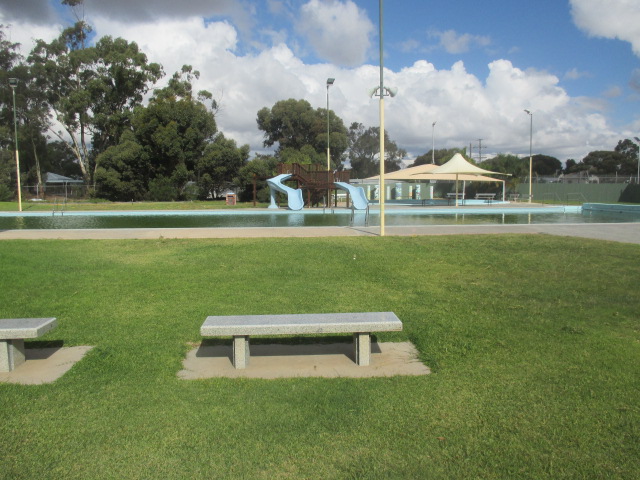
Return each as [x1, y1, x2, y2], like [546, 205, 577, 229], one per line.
[1, 222, 639, 244]
[0, 204, 578, 217]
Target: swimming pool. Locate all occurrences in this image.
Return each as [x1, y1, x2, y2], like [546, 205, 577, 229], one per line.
[1, 205, 639, 230]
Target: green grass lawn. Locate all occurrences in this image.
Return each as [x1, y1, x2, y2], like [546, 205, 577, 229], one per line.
[0, 235, 639, 479]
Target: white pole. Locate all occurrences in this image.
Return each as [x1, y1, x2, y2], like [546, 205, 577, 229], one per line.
[525, 110, 533, 203]
[431, 121, 436, 164]
[10, 79, 22, 212]
[378, 0, 385, 236]
[634, 137, 640, 184]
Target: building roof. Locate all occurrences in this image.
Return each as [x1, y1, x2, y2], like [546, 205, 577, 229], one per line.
[45, 172, 84, 184]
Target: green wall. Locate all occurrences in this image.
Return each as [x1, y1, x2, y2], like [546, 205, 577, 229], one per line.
[515, 183, 640, 204]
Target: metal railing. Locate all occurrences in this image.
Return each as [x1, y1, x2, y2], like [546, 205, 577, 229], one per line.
[349, 204, 370, 227]
[52, 197, 67, 215]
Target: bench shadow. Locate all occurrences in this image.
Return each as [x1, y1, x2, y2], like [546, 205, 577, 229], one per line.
[24, 340, 66, 360]
[26, 340, 65, 349]
[196, 335, 382, 363]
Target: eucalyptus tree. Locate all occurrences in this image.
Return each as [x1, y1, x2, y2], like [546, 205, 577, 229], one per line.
[94, 66, 219, 201]
[256, 98, 348, 169]
[196, 133, 250, 200]
[347, 122, 406, 178]
[27, 22, 162, 185]
[614, 139, 640, 175]
[131, 66, 217, 179]
[235, 154, 279, 202]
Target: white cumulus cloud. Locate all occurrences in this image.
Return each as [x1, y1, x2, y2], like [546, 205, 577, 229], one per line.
[296, 0, 374, 66]
[570, 0, 640, 56]
[429, 29, 491, 54]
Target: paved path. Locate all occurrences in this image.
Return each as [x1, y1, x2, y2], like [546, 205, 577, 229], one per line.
[1, 222, 639, 244]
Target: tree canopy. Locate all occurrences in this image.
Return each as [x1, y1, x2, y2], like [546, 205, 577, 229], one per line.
[347, 122, 406, 178]
[27, 22, 163, 184]
[256, 98, 348, 169]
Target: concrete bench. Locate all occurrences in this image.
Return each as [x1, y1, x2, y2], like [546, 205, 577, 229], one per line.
[475, 193, 496, 203]
[0, 318, 57, 372]
[446, 193, 465, 205]
[201, 312, 402, 369]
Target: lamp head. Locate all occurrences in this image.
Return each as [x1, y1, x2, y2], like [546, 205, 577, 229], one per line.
[524, 109, 531, 115]
[8, 78, 18, 88]
[634, 136, 640, 143]
[386, 86, 398, 97]
[326, 77, 335, 86]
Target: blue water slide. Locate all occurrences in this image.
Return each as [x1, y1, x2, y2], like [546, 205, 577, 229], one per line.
[334, 182, 369, 210]
[266, 174, 304, 210]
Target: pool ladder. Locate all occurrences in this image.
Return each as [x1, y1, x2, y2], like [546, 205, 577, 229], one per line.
[349, 204, 370, 227]
[52, 198, 66, 216]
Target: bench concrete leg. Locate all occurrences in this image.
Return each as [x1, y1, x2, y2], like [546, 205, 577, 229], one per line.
[353, 333, 371, 366]
[232, 336, 250, 369]
[0, 339, 26, 372]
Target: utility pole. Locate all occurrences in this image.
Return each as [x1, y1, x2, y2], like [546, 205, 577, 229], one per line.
[431, 121, 436, 164]
[9, 78, 21, 212]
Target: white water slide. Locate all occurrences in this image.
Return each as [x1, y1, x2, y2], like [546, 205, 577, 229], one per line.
[334, 182, 369, 210]
[266, 174, 304, 210]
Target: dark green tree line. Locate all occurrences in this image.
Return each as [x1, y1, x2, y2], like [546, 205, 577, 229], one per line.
[257, 98, 348, 169]
[347, 122, 406, 178]
[28, 22, 163, 185]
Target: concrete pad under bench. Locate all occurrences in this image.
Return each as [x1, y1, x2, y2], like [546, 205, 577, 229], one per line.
[0, 346, 94, 385]
[0, 318, 57, 372]
[179, 341, 430, 379]
[201, 312, 403, 369]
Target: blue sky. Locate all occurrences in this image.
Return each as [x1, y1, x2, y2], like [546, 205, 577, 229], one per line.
[1, 0, 639, 163]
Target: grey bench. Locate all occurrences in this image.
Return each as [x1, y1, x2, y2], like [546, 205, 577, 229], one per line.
[0, 318, 57, 372]
[201, 312, 403, 369]
[475, 193, 496, 203]
[446, 193, 465, 205]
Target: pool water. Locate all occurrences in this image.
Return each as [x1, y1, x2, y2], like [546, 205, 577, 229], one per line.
[1, 206, 639, 230]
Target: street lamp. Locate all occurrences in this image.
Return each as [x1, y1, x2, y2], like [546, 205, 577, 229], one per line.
[431, 121, 437, 164]
[632, 137, 640, 184]
[326, 78, 335, 172]
[369, 1, 397, 236]
[524, 109, 533, 203]
[9, 78, 21, 212]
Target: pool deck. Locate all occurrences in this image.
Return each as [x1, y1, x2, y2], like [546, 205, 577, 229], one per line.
[0, 204, 638, 244]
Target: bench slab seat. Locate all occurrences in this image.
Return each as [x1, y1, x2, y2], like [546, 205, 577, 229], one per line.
[0, 318, 57, 372]
[201, 312, 402, 369]
[475, 193, 496, 203]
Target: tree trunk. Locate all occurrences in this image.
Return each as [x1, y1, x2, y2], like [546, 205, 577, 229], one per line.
[30, 136, 44, 199]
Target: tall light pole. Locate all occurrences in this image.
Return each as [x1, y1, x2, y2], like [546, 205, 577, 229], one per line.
[431, 121, 436, 164]
[524, 109, 533, 203]
[326, 78, 334, 172]
[369, 0, 397, 235]
[9, 78, 21, 212]
[378, 0, 386, 236]
[378, 0, 385, 237]
[633, 137, 640, 184]
[326, 78, 335, 207]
